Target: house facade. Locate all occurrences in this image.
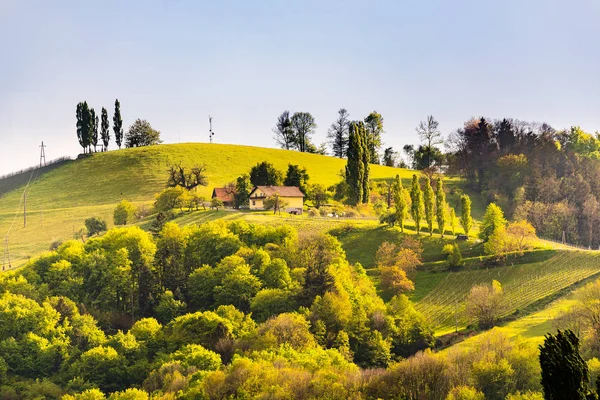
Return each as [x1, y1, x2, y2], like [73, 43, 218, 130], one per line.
[211, 187, 234, 208]
[248, 186, 304, 214]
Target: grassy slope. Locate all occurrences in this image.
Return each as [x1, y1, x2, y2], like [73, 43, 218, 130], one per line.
[0, 143, 420, 267]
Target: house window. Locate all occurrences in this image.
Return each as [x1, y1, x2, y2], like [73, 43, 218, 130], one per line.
[252, 200, 255, 206]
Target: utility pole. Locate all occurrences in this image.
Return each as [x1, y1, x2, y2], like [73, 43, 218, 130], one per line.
[208, 115, 215, 143]
[3, 236, 11, 271]
[39, 141, 47, 168]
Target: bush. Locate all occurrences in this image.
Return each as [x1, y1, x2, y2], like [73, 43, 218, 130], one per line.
[85, 217, 107, 237]
[443, 243, 463, 268]
[308, 208, 319, 218]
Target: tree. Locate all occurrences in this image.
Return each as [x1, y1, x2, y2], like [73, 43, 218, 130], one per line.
[100, 107, 110, 151]
[273, 111, 295, 150]
[167, 163, 208, 190]
[249, 161, 283, 186]
[443, 243, 463, 268]
[449, 207, 457, 235]
[113, 99, 123, 149]
[446, 386, 485, 400]
[114, 200, 136, 225]
[359, 121, 371, 203]
[539, 330, 591, 400]
[413, 145, 445, 170]
[76, 101, 93, 154]
[479, 203, 507, 242]
[393, 175, 408, 232]
[364, 111, 384, 164]
[263, 194, 288, 215]
[90, 108, 99, 152]
[308, 183, 329, 209]
[415, 115, 442, 168]
[410, 174, 424, 234]
[345, 122, 365, 206]
[234, 174, 251, 209]
[423, 177, 435, 236]
[460, 194, 473, 237]
[290, 112, 317, 152]
[283, 164, 309, 194]
[383, 147, 397, 167]
[210, 198, 224, 211]
[466, 280, 503, 329]
[436, 177, 447, 237]
[154, 186, 186, 212]
[125, 119, 162, 148]
[327, 108, 350, 158]
[85, 217, 107, 236]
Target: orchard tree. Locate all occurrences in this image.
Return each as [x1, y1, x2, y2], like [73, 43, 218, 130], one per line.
[125, 119, 162, 147]
[423, 177, 434, 236]
[410, 174, 424, 234]
[435, 177, 447, 237]
[327, 108, 350, 158]
[249, 161, 283, 186]
[479, 203, 507, 242]
[460, 194, 473, 237]
[290, 112, 317, 152]
[393, 175, 407, 232]
[273, 110, 295, 150]
[364, 111, 384, 164]
[100, 107, 110, 151]
[210, 198, 224, 211]
[113, 99, 123, 149]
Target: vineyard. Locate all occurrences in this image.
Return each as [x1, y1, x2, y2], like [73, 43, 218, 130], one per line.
[415, 250, 600, 334]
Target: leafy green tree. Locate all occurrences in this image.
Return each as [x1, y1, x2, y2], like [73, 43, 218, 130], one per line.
[327, 108, 350, 158]
[214, 264, 262, 312]
[539, 330, 591, 400]
[364, 111, 384, 164]
[436, 177, 447, 237]
[290, 112, 317, 152]
[166, 163, 208, 190]
[308, 183, 329, 209]
[479, 203, 507, 242]
[100, 107, 110, 151]
[415, 115, 442, 168]
[113, 200, 136, 226]
[466, 280, 503, 329]
[73, 346, 127, 393]
[125, 119, 162, 148]
[423, 177, 435, 236]
[113, 99, 123, 149]
[393, 175, 407, 232]
[154, 186, 186, 212]
[471, 358, 516, 400]
[449, 207, 457, 235]
[108, 388, 149, 399]
[210, 198, 224, 210]
[443, 243, 463, 268]
[410, 174, 424, 234]
[250, 289, 295, 322]
[167, 344, 221, 370]
[184, 223, 241, 271]
[413, 145, 444, 170]
[383, 147, 397, 167]
[249, 161, 283, 186]
[460, 194, 473, 237]
[90, 108, 99, 152]
[155, 290, 186, 324]
[283, 164, 309, 194]
[359, 121, 371, 203]
[85, 217, 107, 236]
[345, 122, 365, 206]
[273, 110, 295, 150]
[234, 174, 251, 209]
[446, 386, 485, 400]
[263, 194, 288, 214]
[155, 222, 187, 293]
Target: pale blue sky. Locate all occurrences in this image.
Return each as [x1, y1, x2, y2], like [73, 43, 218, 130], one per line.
[1, 0, 599, 175]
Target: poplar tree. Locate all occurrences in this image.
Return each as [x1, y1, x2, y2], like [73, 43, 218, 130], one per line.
[410, 174, 424, 234]
[113, 99, 123, 149]
[359, 122, 370, 203]
[460, 194, 473, 237]
[345, 122, 364, 206]
[435, 177, 446, 237]
[76, 101, 93, 154]
[449, 207, 457, 235]
[393, 174, 407, 232]
[423, 177, 434, 236]
[100, 107, 110, 151]
[90, 108, 99, 152]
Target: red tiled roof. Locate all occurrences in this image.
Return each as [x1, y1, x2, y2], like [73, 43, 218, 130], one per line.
[212, 188, 234, 202]
[249, 186, 305, 198]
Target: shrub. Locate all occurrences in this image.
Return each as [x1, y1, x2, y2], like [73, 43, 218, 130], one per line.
[113, 200, 136, 226]
[85, 217, 107, 237]
[443, 243, 463, 268]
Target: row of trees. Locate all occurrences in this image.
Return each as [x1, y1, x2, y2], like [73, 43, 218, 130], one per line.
[76, 99, 123, 153]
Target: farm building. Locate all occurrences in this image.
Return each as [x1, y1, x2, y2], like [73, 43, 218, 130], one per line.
[211, 187, 234, 208]
[248, 186, 304, 214]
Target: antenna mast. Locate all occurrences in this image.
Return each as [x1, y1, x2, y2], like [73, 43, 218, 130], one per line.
[209, 115, 215, 143]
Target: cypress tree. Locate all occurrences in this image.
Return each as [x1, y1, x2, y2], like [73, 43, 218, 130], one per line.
[393, 174, 407, 232]
[423, 177, 434, 236]
[359, 122, 370, 203]
[460, 194, 473, 237]
[100, 107, 110, 151]
[435, 177, 446, 237]
[113, 99, 123, 149]
[449, 207, 457, 236]
[410, 174, 424, 234]
[90, 108, 98, 152]
[345, 122, 364, 206]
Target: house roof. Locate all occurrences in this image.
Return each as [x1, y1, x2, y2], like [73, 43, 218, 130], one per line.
[212, 188, 234, 202]
[249, 186, 305, 198]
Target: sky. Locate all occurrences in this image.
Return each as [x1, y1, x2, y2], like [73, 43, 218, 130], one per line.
[1, 0, 599, 175]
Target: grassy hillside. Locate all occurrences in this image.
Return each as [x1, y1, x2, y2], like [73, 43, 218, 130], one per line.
[0, 143, 424, 268]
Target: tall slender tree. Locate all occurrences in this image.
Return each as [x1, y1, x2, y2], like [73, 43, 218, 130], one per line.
[76, 102, 85, 152]
[410, 174, 424, 234]
[113, 99, 123, 149]
[415, 115, 442, 168]
[273, 110, 295, 150]
[76, 101, 93, 154]
[393, 174, 407, 232]
[290, 112, 317, 152]
[100, 107, 110, 151]
[449, 207, 457, 235]
[460, 194, 473, 237]
[359, 122, 370, 203]
[423, 177, 434, 236]
[345, 122, 365, 206]
[327, 108, 350, 158]
[435, 177, 446, 237]
[364, 111, 384, 164]
[90, 108, 99, 152]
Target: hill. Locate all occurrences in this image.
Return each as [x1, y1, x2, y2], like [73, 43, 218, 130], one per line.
[0, 143, 426, 268]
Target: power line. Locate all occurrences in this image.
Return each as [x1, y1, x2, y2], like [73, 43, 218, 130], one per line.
[39, 141, 47, 168]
